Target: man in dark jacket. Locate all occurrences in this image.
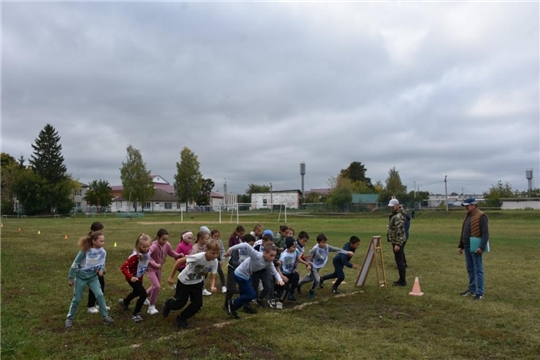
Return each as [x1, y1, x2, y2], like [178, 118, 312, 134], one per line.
[458, 198, 489, 300]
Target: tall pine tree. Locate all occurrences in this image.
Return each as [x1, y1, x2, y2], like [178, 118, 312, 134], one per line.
[27, 124, 74, 213]
[30, 124, 68, 183]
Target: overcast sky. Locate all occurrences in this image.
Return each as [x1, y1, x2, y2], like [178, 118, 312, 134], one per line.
[2, 2, 539, 196]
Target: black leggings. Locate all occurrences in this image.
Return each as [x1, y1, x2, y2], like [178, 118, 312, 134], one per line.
[123, 280, 147, 316]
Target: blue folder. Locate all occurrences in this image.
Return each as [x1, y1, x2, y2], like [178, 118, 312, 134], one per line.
[470, 237, 490, 253]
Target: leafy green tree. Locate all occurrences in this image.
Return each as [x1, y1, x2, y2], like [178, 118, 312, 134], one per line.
[238, 194, 250, 204]
[385, 167, 407, 195]
[1, 153, 19, 214]
[373, 181, 384, 194]
[246, 184, 271, 197]
[28, 124, 74, 213]
[327, 177, 353, 211]
[174, 147, 202, 211]
[197, 178, 215, 206]
[483, 181, 519, 207]
[84, 180, 113, 211]
[120, 145, 154, 212]
[339, 161, 374, 190]
[12, 169, 49, 215]
[304, 192, 325, 203]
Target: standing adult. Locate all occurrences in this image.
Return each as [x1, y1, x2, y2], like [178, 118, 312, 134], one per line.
[387, 198, 407, 286]
[458, 198, 489, 300]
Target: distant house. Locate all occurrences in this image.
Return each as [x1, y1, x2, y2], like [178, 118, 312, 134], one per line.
[351, 194, 379, 211]
[73, 182, 89, 212]
[500, 198, 540, 210]
[251, 190, 302, 210]
[110, 175, 224, 212]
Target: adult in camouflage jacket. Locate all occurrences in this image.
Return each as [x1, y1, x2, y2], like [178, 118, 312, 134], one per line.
[387, 198, 407, 286]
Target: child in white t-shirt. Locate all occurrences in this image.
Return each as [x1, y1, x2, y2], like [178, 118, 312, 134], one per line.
[164, 240, 220, 329]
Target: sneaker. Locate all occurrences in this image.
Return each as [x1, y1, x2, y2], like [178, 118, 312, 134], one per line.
[147, 305, 159, 315]
[176, 318, 189, 329]
[319, 279, 324, 289]
[221, 286, 227, 294]
[242, 305, 257, 314]
[474, 295, 484, 300]
[162, 299, 171, 318]
[288, 294, 297, 301]
[267, 299, 276, 309]
[460, 290, 474, 297]
[118, 299, 129, 311]
[275, 301, 283, 310]
[258, 282, 264, 292]
[144, 298, 150, 306]
[132, 314, 144, 322]
[96, 304, 111, 311]
[65, 319, 73, 328]
[332, 288, 340, 295]
[227, 300, 240, 319]
[102, 316, 114, 325]
[308, 290, 315, 300]
[202, 289, 212, 296]
[87, 306, 99, 314]
[255, 298, 266, 308]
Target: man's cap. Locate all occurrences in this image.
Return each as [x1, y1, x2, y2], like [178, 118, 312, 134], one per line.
[462, 198, 477, 206]
[388, 198, 399, 207]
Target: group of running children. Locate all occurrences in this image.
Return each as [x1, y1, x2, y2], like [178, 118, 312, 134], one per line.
[65, 222, 360, 329]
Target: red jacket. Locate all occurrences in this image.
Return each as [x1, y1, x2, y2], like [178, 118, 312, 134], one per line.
[120, 254, 144, 282]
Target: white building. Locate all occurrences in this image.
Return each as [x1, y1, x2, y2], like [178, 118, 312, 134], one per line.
[251, 190, 302, 210]
[500, 198, 540, 210]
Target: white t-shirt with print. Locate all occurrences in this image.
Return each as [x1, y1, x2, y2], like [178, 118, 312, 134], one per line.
[178, 252, 218, 285]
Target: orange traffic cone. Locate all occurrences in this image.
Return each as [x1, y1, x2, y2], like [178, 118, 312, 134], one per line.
[409, 277, 424, 296]
[64, 235, 68, 240]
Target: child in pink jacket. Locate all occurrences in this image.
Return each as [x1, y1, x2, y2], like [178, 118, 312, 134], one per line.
[145, 229, 182, 315]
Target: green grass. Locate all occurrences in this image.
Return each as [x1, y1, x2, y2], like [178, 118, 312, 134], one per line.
[2, 211, 540, 359]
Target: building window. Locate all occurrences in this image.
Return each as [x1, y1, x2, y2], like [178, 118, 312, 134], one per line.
[177, 203, 181, 209]
[75, 202, 81, 208]
[143, 202, 151, 209]
[263, 199, 267, 206]
[75, 190, 82, 196]
[165, 203, 172, 209]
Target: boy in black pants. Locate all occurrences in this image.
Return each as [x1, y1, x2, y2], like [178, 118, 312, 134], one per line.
[320, 236, 360, 294]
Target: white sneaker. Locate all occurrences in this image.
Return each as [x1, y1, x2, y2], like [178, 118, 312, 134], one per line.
[147, 305, 159, 315]
[202, 289, 212, 296]
[96, 304, 111, 311]
[144, 298, 150, 306]
[258, 281, 264, 291]
[221, 286, 227, 294]
[87, 306, 99, 314]
[276, 301, 283, 310]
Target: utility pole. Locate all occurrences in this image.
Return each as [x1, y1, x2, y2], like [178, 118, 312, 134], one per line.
[414, 181, 417, 199]
[444, 175, 448, 212]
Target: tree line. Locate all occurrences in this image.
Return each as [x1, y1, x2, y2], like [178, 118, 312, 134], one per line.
[2, 124, 537, 215]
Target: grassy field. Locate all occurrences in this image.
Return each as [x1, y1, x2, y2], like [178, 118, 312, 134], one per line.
[1, 211, 539, 360]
